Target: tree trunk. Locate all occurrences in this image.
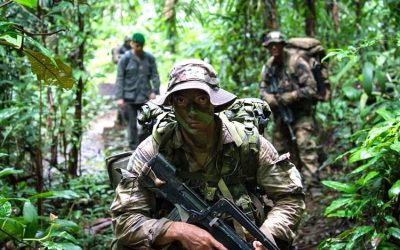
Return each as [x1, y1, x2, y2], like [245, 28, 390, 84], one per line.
[68, 4, 85, 176]
[305, 0, 316, 37]
[263, 0, 278, 30]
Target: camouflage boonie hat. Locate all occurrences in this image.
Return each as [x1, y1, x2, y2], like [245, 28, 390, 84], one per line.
[153, 59, 237, 112]
[262, 31, 287, 47]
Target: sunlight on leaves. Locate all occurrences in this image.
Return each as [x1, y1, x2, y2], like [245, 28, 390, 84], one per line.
[388, 180, 400, 198]
[322, 180, 357, 194]
[24, 49, 74, 89]
[13, 0, 38, 9]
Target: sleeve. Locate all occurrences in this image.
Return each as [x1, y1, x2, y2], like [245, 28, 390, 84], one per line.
[259, 64, 270, 97]
[291, 57, 318, 101]
[149, 55, 160, 95]
[110, 138, 173, 248]
[256, 137, 305, 243]
[115, 55, 127, 100]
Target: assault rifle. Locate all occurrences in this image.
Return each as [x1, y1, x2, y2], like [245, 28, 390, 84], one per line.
[139, 154, 280, 250]
[268, 70, 296, 141]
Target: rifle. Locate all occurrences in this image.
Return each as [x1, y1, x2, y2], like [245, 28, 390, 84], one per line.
[267, 68, 296, 141]
[139, 154, 280, 250]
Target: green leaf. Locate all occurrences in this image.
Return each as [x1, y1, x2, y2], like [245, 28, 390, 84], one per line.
[324, 197, 353, 216]
[0, 167, 23, 178]
[342, 85, 362, 101]
[0, 200, 12, 217]
[0, 32, 23, 48]
[356, 171, 379, 186]
[53, 219, 80, 234]
[23, 48, 74, 89]
[0, 218, 24, 241]
[388, 227, 400, 240]
[388, 180, 400, 198]
[50, 231, 79, 244]
[349, 148, 373, 163]
[390, 138, 400, 153]
[376, 108, 394, 121]
[322, 180, 357, 194]
[362, 62, 374, 95]
[23, 202, 38, 238]
[29, 190, 79, 200]
[23, 201, 38, 223]
[13, 0, 38, 9]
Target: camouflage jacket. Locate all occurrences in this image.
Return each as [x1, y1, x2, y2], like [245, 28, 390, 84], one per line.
[260, 54, 318, 116]
[110, 116, 305, 249]
[115, 51, 160, 104]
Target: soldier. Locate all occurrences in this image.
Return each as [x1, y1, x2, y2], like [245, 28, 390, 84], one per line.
[115, 32, 160, 150]
[112, 36, 132, 64]
[260, 31, 321, 182]
[111, 59, 305, 249]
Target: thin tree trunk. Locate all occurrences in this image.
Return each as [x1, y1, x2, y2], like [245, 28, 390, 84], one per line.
[263, 0, 278, 30]
[305, 0, 316, 37]
[68, 4, 85, 176]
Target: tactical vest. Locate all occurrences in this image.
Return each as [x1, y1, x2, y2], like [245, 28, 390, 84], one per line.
[151, 113, 266, 226]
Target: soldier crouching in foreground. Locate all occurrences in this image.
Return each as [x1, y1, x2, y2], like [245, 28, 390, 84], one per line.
[110, 59, 305, 249]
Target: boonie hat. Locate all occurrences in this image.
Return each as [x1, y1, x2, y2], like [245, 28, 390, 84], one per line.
[154, 59, 236, 112]
[262, 31, 287, 47]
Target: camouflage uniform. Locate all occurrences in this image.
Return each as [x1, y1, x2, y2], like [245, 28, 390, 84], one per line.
[260, 52, 320, 179]
[115, 50, 160, 149]
[111, 59, 305, 249]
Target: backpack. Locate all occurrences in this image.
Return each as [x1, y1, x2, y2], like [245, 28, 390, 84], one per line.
[106, 98, 272, 190]
[284, 37, 331, 101]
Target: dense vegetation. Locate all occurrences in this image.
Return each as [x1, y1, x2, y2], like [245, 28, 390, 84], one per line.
[1, 0, 399, 249]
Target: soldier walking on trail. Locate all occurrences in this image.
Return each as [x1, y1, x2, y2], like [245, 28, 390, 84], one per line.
[111, 59, 305, 249]
[260, 31, 322, 182]
[115, 33, 160, 150]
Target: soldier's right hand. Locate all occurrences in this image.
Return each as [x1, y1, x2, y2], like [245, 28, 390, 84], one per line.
[116, 99, 125, 108]
[263, 93, 278, 107]
[158, 221, 227, 250]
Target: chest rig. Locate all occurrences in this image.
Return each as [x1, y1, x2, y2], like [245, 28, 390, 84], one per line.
[152, 115, 265, 226]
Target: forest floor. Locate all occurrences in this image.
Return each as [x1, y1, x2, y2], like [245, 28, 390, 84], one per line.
[80, 83, 346, 249]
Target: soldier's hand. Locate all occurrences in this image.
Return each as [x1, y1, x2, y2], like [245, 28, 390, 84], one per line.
[263, 93, 278, 107]
[253, 241, 267, 250]
[277, 91, 298, 105]
[157, 222, 227, 250]
[149, 92, 157, 100]
[116, 99, 125, 108]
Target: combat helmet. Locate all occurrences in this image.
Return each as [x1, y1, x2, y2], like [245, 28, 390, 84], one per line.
[262, 31, 287, 47]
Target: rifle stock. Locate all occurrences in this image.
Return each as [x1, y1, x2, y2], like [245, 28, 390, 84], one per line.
[139, 154, 279, 250]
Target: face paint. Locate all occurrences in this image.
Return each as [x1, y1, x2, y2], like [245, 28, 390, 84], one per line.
[172, 89, 215, 135]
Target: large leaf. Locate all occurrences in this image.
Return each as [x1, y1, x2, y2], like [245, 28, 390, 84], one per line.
[388, 180, 400, 198]
[29, 190, 79, 200]
[0, 218, 24, 241]
[23, 48, 74, 89]
[388, 227, 400, 240]
[0, 167, 23, 178]
[356, 171, 379, 186]
[362, 62, 374, 95]
[342, 85, 361, 101]
[322, 180, 357, 194]
[349, 148, 373, 163]
[13, 0, 38, 9]
[23, 201, 38, 237]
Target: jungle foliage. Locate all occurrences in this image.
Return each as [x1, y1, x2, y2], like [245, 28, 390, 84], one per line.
[1, 0, 399, 249]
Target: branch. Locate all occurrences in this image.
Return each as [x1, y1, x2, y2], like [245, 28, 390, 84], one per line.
[0, 0, 12, 8]
[15, 26, 66, 37]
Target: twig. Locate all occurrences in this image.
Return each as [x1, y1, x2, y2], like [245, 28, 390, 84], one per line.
[0, 0, 12, 8]
[15, 26, 66, 37]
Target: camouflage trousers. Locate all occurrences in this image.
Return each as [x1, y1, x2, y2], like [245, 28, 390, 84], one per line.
[270, 114, 320, 180]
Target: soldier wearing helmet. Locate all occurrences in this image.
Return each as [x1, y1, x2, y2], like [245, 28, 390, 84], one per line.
[260, 31, 321, 182]
[111, 59, 305, 249]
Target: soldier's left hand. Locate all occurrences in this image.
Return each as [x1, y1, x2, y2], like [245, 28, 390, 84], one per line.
[253, 241, 267, 250]
[277, 91, 297, 105]
[149, 92, 157, 100]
